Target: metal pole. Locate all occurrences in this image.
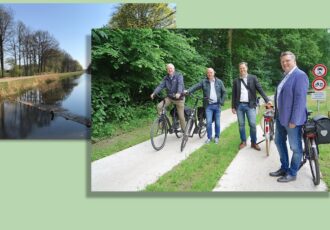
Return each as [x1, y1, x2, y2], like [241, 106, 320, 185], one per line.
[317, 100, 320, 112]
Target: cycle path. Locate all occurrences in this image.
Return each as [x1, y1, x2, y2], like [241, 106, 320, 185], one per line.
[213, 125, 328, 192]
[92, 108, 237, 191]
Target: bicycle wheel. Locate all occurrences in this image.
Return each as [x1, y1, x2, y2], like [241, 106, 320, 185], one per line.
[308, 139, 320, 185]
[198, 118, 207, 138]
[150, 117, 167, 151]
[181, 118, 193, 152]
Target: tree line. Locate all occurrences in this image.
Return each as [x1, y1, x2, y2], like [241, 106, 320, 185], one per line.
[0, 5, 82, 78]
[91, 28, 330, 137]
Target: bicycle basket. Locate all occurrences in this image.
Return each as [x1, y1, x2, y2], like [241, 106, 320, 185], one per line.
[313, 115, 330, 144]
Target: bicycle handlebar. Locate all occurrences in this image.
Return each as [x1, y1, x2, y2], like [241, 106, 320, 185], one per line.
[185, 91, 213, 103]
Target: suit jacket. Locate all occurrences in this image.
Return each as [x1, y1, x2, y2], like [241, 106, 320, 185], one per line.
[231, 74, 269, 109]
[275, 67, 309, 126]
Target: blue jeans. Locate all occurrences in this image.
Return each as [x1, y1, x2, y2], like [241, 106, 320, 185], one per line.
[205, 104, 221, 140]
[237, 103, 257, 144]
[274, 118, 303, 176]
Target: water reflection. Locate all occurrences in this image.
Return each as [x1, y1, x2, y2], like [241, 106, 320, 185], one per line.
[0, 73, 90, 139]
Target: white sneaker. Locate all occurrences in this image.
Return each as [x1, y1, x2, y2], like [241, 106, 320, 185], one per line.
[215, 137, 219, 144]
[205, 139, 211, 144]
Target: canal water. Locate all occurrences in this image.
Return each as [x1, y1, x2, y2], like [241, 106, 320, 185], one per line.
[0, 73, 91, 139]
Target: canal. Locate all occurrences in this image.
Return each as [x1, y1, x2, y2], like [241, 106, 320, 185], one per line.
[0, 73, 91, 139]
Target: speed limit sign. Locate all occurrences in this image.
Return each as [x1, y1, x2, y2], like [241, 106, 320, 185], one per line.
[312, 77, 327, 91]
[312, 64, 327, 78]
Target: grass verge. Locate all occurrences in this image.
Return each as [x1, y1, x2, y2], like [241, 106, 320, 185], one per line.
[92, 117, 154, 161]
[144, 121, 241, 192]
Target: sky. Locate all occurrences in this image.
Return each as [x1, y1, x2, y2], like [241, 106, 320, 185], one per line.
[5, 4, 119, 69]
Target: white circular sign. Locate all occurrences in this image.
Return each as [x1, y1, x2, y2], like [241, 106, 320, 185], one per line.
[312, 64, 327, 78]
[312, 77, 327, 91]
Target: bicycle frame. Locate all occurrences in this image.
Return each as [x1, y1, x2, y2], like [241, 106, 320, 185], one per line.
[158, 97, 180, 134]
[186, 94, 206, 137]
[300, 111, 321, 185]
[257, 105, 275, 156]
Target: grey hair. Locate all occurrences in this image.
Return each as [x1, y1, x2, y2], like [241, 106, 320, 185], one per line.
[280, 51, 296, 61]
[239, 62, 248, 67]
[166, 63, 175, 69]
[207, 67, 216, 74]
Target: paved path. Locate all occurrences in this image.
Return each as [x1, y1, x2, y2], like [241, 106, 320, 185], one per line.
[213, 125, 328, 192]
[92, 108, 237, 191]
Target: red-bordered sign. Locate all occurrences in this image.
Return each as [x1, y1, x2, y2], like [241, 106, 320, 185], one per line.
[312, 64, 327, 78]
[312, 77, 327, 91]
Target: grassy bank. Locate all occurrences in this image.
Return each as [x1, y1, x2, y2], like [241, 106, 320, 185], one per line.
[0, 71, 83, 98]
[92, 117, 154, 161]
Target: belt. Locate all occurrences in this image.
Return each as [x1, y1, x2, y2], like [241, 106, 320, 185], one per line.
[240, 102, 249, 104]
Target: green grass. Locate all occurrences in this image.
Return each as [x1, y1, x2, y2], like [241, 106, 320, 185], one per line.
[144, 105, 264, 192]
[306, 87, 330, 187]
[145, 121, 241, 192]
[92, 117, 154, 161]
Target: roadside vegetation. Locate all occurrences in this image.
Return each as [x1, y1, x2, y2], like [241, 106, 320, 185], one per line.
[0, 71, 83, 98]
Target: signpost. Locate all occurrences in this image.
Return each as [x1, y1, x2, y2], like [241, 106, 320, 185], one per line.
[312, 77, 327, 91]
[312, 64, 327, 78]
[311, 64, 328, 111]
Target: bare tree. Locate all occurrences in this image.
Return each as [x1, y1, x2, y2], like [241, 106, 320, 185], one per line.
[0, 5, 13, 77]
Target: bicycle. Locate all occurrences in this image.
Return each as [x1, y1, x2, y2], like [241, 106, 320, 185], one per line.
[180, 93, 207, 152]
[260, 105, 275, 156]
[150, 95, 183, 151]
[299, 110, 320, 185]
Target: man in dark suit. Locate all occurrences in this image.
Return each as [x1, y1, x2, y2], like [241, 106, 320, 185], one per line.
[269, 51, 309, 183]
[232, 62, 271, 150]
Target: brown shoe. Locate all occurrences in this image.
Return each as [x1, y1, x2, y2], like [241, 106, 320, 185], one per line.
[251, 143, 261, 151]
[239, 142, 247, 149]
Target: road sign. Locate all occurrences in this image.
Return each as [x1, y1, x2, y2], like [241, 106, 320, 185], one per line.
[312, 77, 327, 91]
[312, 64, 327, 78]
[311, 91, 326, 101]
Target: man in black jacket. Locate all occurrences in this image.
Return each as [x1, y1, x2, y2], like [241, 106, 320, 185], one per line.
[231, 62, 271, 150]
[187, 68, 226, 144]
